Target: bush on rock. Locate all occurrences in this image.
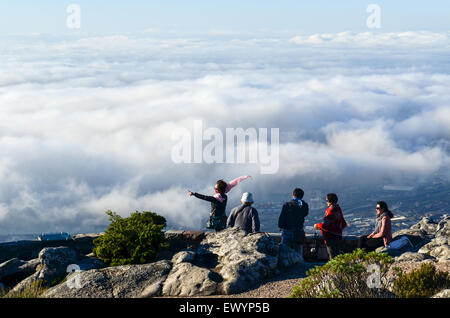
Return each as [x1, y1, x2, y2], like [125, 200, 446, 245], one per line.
[290, 249, 394, 298]
[93, 210, 166, 266]
[393, 262, 450, 298]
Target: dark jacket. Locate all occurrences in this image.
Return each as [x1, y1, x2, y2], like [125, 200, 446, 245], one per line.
[227, 204, 260, 234]
[278, 199, 309, 232]
[193, 192, 228, 230]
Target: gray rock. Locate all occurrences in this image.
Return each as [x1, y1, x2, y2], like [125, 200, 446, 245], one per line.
[429, 245, 450, 262]
[171, 250, 196, 265]
[19, 258, 40, 273]
[436, 216, 450, 238]
[395, 252, 435, 262]
[37, 247, 78, 283]
[198, 228, 280, 294]
[72, 233, 103, 242]
[410, 217, 438, 236]
[76, 257, 106, 271]
[278, 244, 303, 268]
[162, 262, 219, 296]
[418, 236, 448, 254]
[0, 258, 40, 289]
[432, 289, 450, 298]
[392, 228, 427, 246]
[7, 247, 78, 294]
[418, 236, 450, 262]
[0, 258, 26, 280]
[43, 260, 172, 298]
[376, 246, 404, 257]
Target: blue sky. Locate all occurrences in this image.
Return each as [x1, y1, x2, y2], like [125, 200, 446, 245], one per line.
[0, 0, 448, 35]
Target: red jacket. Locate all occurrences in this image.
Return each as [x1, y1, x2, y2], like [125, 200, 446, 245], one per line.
[317, 204, 347, 242]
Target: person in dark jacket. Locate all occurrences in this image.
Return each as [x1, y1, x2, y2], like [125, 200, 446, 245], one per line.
[188, 180, 228, 231]
[278, 188, 309, 254]
[227, 192, 260, 234]
[314, 193, 347, 260]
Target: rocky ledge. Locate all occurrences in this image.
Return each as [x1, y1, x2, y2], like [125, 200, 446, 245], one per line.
[1, 216, 449, 298]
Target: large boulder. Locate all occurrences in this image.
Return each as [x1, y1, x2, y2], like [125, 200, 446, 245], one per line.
[162, 262, 220, 296]
[198, 228, 281, 294]
[418, 236, 450, 262]
[436, 216, 450, 238]
[8, 247, 79, 294]
[278, 244, 303, 267]
[429, 245, 450, 262]
[36, 247, 78, 283]
[410, 217, 438, 236]
[43, 260, 172, 298]
[395, 252, 435, 263]
[0, 258, 39, 288]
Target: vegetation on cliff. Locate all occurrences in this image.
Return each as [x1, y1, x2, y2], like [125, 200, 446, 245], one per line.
[93, 210, 166, 266]
[290, 249, 394, 298]
[393, 262, 450, 298]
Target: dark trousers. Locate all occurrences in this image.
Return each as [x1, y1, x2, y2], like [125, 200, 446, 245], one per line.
[281, 229, 305, 252]
[325, 236, 343, 260]
[358, 235, 384, 252]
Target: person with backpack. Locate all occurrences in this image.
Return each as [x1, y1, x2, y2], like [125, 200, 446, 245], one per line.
[358, 201, 393, 251]
[314, 193, 347, 260]
[227, 192, 260, 234]
[278, 188, 309, 255]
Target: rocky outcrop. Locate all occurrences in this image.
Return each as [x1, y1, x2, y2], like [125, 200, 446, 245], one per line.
[3, 216, 448, 298]
[8, 247, 79, 294]
[35, 228, 302, 297]
[194, 228, 282, 295]
[43, 260, 172, 298]
[160, 228, 300, 296]
[162, 262, 220, 296]
[3, 246, 106, 296]
[0, 258, 39, 288]
[0, 233, 102, 264]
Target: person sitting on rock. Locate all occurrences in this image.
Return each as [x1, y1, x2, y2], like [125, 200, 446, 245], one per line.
[278, 188, 309, 255]
[314, 193, 347, 260]
[358, 201, 393, 251]
[226, 192, 260, 234]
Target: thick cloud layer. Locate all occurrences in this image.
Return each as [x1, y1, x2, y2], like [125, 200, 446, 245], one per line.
[0, 31, 449, 234]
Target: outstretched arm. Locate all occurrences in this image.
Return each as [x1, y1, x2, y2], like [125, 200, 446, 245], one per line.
[189, 191, 216, 203]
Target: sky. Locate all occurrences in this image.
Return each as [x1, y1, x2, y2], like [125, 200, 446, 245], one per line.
[0, 2, 449, 235]
[0, 1, 449, 35]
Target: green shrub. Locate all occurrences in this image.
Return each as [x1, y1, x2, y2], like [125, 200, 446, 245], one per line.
[290, 249, 394, 298]
[393, 263, 450, 298]
[93, 210, 166, 266]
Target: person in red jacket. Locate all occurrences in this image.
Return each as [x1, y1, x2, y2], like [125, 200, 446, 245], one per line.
[314, 193, 347, 260]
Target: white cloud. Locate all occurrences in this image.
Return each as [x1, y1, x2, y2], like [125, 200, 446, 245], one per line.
[289, 31, 450, 47]
[0, 31, 449, 234]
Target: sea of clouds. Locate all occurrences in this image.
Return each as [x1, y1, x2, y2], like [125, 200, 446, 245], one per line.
[0, 30, 449, 234]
